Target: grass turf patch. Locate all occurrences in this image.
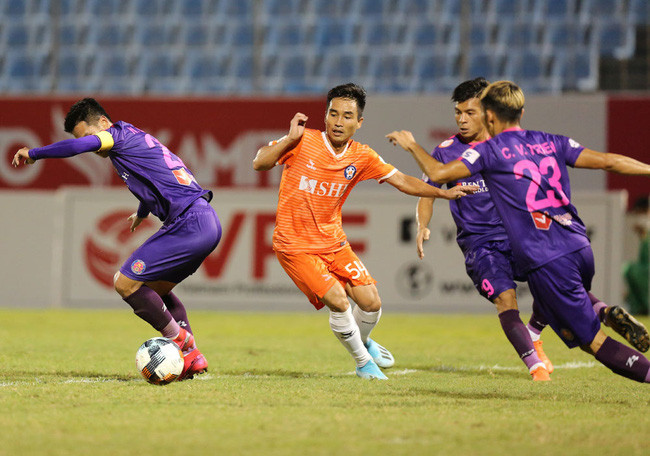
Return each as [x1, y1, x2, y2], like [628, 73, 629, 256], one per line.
[1, 310, 648, 456]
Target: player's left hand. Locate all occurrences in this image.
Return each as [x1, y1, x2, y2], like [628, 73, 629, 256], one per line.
[127, 213, 145, 232]
[12, 147, 35, 166]
[443, 185, 479, 200]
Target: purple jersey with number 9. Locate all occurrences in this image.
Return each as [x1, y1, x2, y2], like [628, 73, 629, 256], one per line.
[100, 121, 210, 223]
[460, 127, 589, 274]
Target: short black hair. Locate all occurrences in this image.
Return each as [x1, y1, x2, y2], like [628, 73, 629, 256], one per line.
[64, 98, 112, 133]
[326, 83, 366, 118]
[451, 77, 489, 103]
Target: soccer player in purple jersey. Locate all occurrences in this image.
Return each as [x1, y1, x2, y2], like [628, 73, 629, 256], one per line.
[394, 81, 650, 383]
[12, 98, 221, 381]
[388, 78, 553, 380]
[388, 79, 648, 381]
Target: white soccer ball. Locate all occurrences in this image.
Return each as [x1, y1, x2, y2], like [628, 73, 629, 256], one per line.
[135, 337, 184, 385]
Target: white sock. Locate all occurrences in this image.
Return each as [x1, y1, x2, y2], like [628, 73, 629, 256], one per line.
[527, 326, 541, 342]
[329, 307, 372, 367]
[352, 306, 382, 344]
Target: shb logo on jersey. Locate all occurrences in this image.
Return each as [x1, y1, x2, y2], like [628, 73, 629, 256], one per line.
[461, 148, 480, 164]
[344, 165, 357, 180]
[439, 139, 454, 148]
[569, 138, 581, 148]
[306, 159, 317, 170]
[299, 175, 348, 196]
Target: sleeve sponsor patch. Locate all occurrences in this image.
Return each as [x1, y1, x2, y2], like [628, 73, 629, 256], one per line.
[568, 138, 581, 148]
[460, 148, 480, 164]
[438, 139, 454, 148]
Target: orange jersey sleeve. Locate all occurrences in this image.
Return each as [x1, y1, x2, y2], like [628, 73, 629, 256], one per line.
[272, 129, 396, 253]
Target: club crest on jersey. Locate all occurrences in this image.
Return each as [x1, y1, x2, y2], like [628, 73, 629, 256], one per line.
[131, 259, 146, 275]
[439, 139, 454, 148]
[344, 165, 357, 180]
[531, 211, 552, 230]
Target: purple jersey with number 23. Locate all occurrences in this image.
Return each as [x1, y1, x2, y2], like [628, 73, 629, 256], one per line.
[460, 127, 588, 274]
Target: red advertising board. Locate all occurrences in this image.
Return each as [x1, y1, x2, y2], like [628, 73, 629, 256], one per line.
[607, 96, 650, 208]
[0, 97, 323, 190]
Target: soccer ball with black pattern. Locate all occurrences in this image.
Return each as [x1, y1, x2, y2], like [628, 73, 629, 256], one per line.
[135, 337, 184, 385]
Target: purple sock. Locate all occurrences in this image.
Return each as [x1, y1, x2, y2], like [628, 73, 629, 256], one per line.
[162, 292, 193, 334]
[528, 300, 548, 335]
[123, 285, 174, 332]
[588, 292, 608, 322]
[595, 336, 650, 383]
[499, 309, 543, 370]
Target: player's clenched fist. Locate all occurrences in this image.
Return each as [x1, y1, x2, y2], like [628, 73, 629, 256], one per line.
[288, 112, 308, 142]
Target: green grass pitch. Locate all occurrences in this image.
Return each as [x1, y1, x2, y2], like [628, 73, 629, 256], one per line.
[1, 309, 648, 456]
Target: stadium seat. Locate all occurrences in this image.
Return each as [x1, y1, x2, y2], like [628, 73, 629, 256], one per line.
[179, 0, 204, 17]
[597, 22, 635, 59]
[629, 0, 650, 25]
[87, 22, 132, 47]
[314, 18, 357, 50]
[467, 48, 504, 80]
[355, 0, 389, 20]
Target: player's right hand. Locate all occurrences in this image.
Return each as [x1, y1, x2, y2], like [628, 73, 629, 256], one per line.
[416, 227, 430, 259]
[443, 185, 479, 200]
[288, 113, 308, 141]
[127, 212, 145, 232]
[386, 130, 416, 151]
[12, 147, 35, 166]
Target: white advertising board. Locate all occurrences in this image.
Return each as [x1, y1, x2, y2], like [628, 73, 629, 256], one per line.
[54, 188, 625, 313]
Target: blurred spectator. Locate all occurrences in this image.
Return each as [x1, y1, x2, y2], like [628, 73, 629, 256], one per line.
[623, 195, 650, 315]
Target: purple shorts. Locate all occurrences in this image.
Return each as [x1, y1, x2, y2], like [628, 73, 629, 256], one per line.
[120, 198, 222, 283]
[464, 240, 518, 302]
[526, 246, 599, 348]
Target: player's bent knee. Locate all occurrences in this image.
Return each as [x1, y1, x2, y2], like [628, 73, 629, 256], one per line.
[114, 272, 143, 298]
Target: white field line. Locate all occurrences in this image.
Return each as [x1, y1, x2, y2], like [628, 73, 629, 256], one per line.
[0, 362, 600, 387]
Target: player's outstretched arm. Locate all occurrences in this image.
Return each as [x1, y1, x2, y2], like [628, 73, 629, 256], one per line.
[12, 136, 104, 167]
[253, 112, 308, 171]
[575, 148, 650, 175]
[386, 170, 477, 200]
[386, 130, 467, 183]
[416, 197, 434, 260]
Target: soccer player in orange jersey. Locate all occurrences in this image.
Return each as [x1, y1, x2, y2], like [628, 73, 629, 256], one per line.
[253, 83, 476, 379]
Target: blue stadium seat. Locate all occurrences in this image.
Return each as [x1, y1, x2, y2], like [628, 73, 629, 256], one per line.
[629, 0, 650, 25]
[596, 22, 634, 59]
[492, 0, 522, 20]
[5, 22, 29, 47]
[545, 21, 587, 48]
[229, 22, 254, 47]
[181, 23, 210, 47]
[321, 51, 362, 81]
[222, 0, 252, 18]
[555, 48, 597, 91]
[95, 50, 132, 78]
[3, 49, 50, 92]
[314, 18, 356, 49]
[3, 1, 26, 17]
[413, 50, 459, 82]
[355, 0, 389, 20]
[133, 22, 178, 48]
[261, 0, 301, 17]
[497, 22, 541, 49]
[467, 48, 504, 80]
[411, 22, 439, 47]
[87, 22, 132, 47]
[439, 0, 461, 22]
[544, 0, 575, 19]
[185, 50, 229, 79]
[232, 52, 253, 79]
[179, 0, 204, 17]
[85, 0, 124, 17]
[360, 22, 400, 47]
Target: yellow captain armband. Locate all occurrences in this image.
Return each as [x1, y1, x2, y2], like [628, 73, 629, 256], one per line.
[94, 130, 115, 152]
